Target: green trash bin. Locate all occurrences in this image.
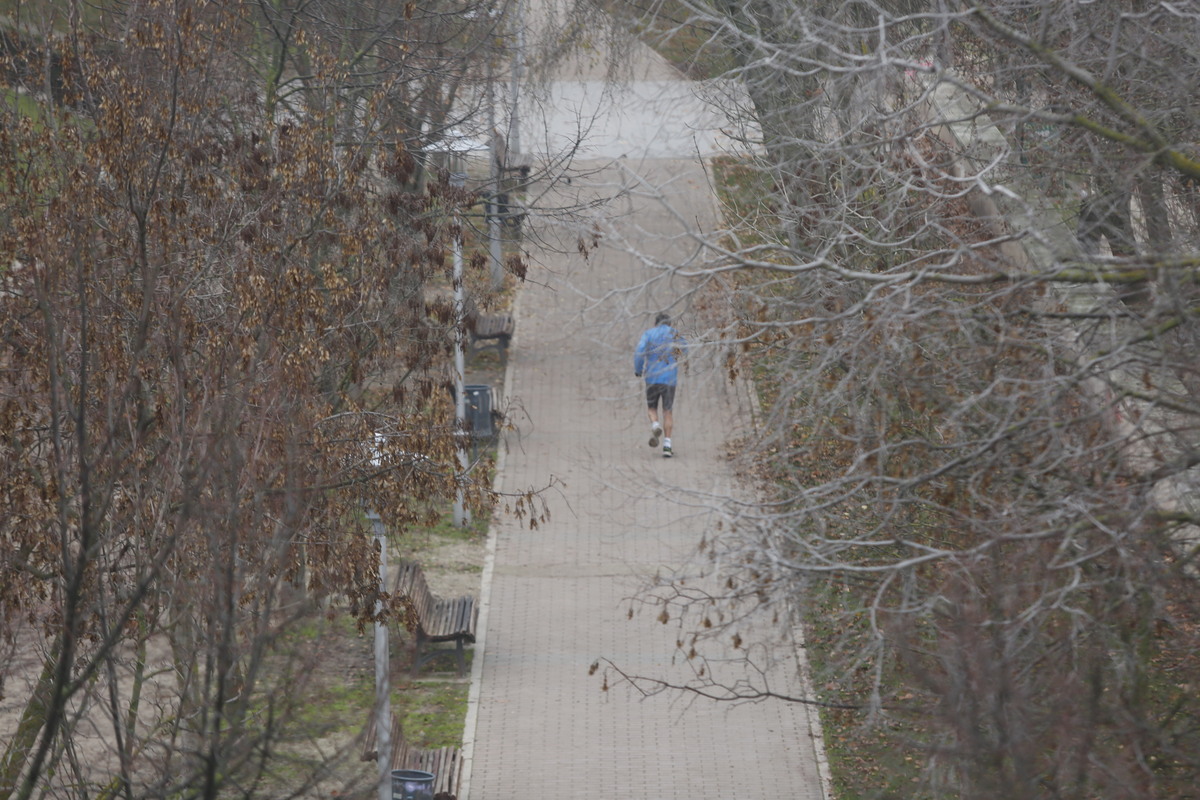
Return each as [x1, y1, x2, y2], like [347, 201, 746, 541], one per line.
[463, 384, 494, 439]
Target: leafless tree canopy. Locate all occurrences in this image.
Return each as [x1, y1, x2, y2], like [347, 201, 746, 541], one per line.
[602, 2, 1200, 797]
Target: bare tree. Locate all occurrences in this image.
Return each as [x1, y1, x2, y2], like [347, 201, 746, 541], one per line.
[595, 2, 1200, 797]
[0, 1, 521, 797]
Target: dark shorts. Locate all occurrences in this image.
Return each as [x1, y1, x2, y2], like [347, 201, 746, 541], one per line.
[646, 383, 676, 412]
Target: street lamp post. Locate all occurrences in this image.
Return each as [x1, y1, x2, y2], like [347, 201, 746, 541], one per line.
[450, 170, 471, 528]
[366, 510, 390, 800]
[423, 134, 486, 527]
[487, 53, 505, 291]
[508, 0, 523, 157]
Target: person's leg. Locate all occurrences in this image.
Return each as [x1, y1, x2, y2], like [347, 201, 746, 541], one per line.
[661, 386, 676, 455]
[646, 385, 665, 426]
[646, 385, 659, 424]
[646, 384, 664, 446]
[646, 404, 659, 427]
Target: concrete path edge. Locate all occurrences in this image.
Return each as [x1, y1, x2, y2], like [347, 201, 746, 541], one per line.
[457, 278, 524, 800]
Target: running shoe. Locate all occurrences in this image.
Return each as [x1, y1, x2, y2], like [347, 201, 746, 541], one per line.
[649, 422, 663, 448]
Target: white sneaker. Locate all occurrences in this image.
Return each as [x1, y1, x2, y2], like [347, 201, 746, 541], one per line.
[648, 422, 663, 448]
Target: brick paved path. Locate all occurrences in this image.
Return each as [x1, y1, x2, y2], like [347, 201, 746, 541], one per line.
[457, 4, 829, 795]
[459, 155, 829, 798]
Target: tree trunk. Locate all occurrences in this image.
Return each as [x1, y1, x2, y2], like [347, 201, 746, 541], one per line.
[0, 644, 58, 800]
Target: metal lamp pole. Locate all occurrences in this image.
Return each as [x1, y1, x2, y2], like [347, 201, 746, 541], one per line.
[508, 0, 523, 157]
[366, 510, 391, 800]
[450, 171, 471, 527]
[487, 49, 504, 291]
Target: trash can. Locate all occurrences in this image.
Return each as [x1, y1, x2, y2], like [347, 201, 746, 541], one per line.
[463, 384, 494, 439]
[391, 769, 435, 800]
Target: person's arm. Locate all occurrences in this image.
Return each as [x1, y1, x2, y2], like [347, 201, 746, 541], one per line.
[634, 331, 647, 376]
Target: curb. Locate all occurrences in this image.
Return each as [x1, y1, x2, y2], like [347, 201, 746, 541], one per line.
[457, 280, 523, 800]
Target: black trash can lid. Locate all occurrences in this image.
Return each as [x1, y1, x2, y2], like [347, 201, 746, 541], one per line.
[392, 770, 435, 782]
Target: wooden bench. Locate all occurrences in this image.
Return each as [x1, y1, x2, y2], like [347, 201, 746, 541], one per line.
[362, 713, 463, 800]
[464, 297, 514, 356]
[393, 560, 478, 677]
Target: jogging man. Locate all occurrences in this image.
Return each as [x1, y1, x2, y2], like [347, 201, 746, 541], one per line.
[634, 312, 686, 458]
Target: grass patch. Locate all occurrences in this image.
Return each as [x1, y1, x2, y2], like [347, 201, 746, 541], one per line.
[801, 585, 930, 800]
[394, 498, 491, 557]
[419, 506, 490, 543]
[281, 595, 476, 750]
[295, 668, 376, 738]
[257, 490, 488, 759]
[708, 155, 795, 269]
[392, 680, 470, 749]
[602, 0, 736, 80]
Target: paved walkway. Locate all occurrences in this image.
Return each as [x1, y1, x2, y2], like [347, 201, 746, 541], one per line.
[459, 9, 829, 799]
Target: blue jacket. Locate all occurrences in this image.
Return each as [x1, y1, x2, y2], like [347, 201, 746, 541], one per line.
[634, 324, 686, 386]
